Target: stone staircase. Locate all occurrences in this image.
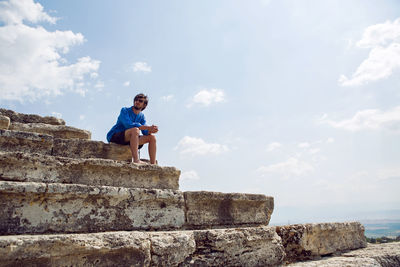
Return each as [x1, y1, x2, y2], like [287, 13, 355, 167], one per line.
[0, 108, 378, 266]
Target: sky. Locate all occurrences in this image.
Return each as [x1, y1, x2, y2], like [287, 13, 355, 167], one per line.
[1, 0, 400, 224]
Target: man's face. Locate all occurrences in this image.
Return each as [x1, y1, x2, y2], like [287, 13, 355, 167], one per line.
[134, 98, 145, 110]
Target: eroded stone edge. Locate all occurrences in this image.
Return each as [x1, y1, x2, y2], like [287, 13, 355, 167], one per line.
[0, 151, 180, 190]
[0, 226, 286, 267]
[276, 222, 367, 263]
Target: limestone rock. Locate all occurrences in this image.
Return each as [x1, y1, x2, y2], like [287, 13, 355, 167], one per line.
[341, 242, 400, 267]
[149, 231, 196, 266]
[288, 256, 382, 266]
[0, 129, 132, 161]
[0, 115, 10, 130]
[52, 137, 132, 161]
[182, 226, 285, 266]
[9, 122, 91, 139]
[0, 227, 287, 267]
[0, 151, 180, 190]
[184, 191, 274, 228]
[0, 108, 65, 125]
[288, 242, 400, 266]
[0, 231, 151, 267]
[0, 129, 53, 155]
[276, 222, 367, 262]
[0, 181, 185, 234]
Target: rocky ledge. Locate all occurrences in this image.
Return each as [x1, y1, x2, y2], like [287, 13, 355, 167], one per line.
[0, 226, 285, 267]
[0, 151, 180, 190]
[277, 222, 367, 263]
[288, 242, 400, 266]
[0, 108, 65, 125]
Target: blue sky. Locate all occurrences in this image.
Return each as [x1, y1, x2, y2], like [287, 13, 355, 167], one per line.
[1, 0, 400, 224]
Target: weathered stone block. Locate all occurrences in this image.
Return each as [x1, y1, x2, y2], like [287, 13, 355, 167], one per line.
[0, 129, 53, 155]
[0, 231, 151, 267]
[0, 181, 185, 234]
[0, 227, 286, 267]
[53, 137, 132, 161]
[0, 151, 180, 190]
[184, 191, 274, 228]
[0, 115, 10, 130]
[288, 242, 400, 266]
[0, 129, 133, 161]
[183, 226, 285, 266]
[9, 122, 91, 139]
[0, 108, 65, 125]
[276, 222, 367, 262]
[149, 231, 196, 266]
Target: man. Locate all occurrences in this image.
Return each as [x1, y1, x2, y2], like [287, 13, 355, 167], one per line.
[106, 93, 158, 164]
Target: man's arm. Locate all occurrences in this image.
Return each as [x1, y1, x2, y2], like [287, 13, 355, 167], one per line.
[118, 108, 142, 129]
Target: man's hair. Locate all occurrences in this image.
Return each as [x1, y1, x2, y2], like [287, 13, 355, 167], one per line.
[133, 93, 148, 111]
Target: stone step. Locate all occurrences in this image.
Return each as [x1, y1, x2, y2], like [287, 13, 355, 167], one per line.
[276, 222, 367, 263]
[0, 181, 185, 234]
[0, 151, 180, 190]
[0, 129, 53, 155]
[184, 191, 273, 228]
[288, 242, 400, 266]
[9, 122, 91, 140]
[0, 181, 273, 235]
[0, 226, 285, 267]
[0, 115, 10, 130]
[0, 108, 65, 125]
[0, 129, 132, 161]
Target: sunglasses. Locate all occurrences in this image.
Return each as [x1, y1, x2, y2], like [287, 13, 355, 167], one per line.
[135, 99, 145, 103]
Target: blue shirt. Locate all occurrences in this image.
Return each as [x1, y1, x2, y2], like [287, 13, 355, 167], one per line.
[106, 106, 149, 142]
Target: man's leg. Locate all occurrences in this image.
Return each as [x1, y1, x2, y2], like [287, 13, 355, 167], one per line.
[139, 134, 157, 164]
[124, 128, 141, 163]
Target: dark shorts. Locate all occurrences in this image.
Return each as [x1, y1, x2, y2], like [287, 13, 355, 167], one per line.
[110, 131, 144, 149]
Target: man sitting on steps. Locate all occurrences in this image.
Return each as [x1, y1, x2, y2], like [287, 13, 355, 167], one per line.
[106, 93, 158, 164]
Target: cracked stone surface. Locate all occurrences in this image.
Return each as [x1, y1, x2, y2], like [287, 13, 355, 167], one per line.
[288, 242, 400, 267]
[0, 226, 286, 267]
[0, 151, 180, 190]
[184, 191, 274, 228]
[9, 122, 91, 140]
[0, 129, 132, 161]
[276, 222, 367, 263]
[0, 181, 185, 234]
[0, 108, 65, 125]
[0, 115, 9, 130]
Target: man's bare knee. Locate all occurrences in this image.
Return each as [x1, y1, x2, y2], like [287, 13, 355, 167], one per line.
[149, 134, 156, 142]
[125, 128, 140, 142]
[127, 128, 140, 136]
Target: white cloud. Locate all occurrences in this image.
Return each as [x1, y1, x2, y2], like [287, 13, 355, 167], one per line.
[357, 18, 400, 48]
[79, 115, 85, 120]
[133, 62, 151, 73]
[320, 106, 400, 133]
[175, 136, 229, 156]
[94, 81, 104, 89]
[339, 17, 400, 86]
[326, 137, 334, 144]
[257, 157, 314, 179]
[161, 94, 174, 102]
[377, 167, 400, 181]
[0, 0, 57, 24]
[267, 142, 282, 151]
[180, 170, 200, 181]
[123, 81, 130, 87]
[298, 142, 310, 148]
[90, 72, 98, 79]
[187, 88, 226, 107]
[0, 0, 100, 102]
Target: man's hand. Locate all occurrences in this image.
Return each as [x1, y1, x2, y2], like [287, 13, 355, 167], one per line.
[148, 125, 158, 134]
